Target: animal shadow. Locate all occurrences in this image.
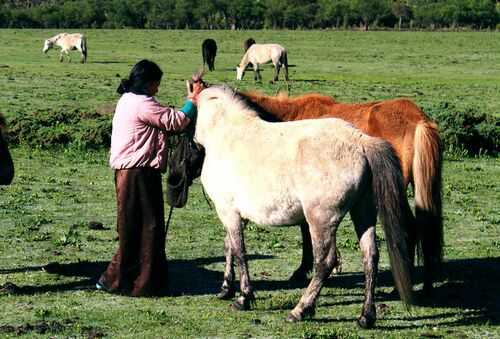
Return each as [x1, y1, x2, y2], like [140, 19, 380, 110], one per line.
[0, 255, 271, 297]
[1, 255, 498, 329]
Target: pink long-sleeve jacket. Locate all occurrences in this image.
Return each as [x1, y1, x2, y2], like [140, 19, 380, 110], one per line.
[109, 92, 191, 171]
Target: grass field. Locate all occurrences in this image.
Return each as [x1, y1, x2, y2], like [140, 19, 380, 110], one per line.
[0, 29, 499, 338]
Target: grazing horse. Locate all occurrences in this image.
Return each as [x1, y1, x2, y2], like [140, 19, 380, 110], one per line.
[43, 33, 87, 63]
[194, 86, 413, 327]
[202, 38, 217, 71]
[236, 43, 289, 82]
[0, 114, 14, 185]
[239, 91, 443, 293]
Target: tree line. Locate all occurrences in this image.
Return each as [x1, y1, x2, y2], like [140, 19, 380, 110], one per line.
[1, 0, 499, 30]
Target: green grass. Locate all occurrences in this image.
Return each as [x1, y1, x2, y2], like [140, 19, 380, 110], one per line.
[0, 29, 499, 338]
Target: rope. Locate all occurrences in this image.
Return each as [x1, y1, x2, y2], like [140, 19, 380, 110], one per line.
[201, 186, 213, 210]
[165, 205, 174, 234]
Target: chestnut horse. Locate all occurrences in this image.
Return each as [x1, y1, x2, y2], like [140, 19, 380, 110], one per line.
[238, 91, 443, 293]
[0, 114, 14, 185]
[195, 85, 412, 327]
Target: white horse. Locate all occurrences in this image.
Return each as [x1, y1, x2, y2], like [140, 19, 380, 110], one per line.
[43, 33, 87, 63]
[236, 43, 289, 82]
[194, 86, 413, 328]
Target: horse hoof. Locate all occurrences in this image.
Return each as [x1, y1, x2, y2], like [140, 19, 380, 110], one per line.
[217, 287, 235, 300]
[302, 305, 316, 319]
[286, 313, 300, 323]
[357, 314, 376, 329]
[231, 295, 253, 311]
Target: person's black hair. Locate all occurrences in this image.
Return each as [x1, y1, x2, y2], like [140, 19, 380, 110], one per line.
[117, 59, 163, 96]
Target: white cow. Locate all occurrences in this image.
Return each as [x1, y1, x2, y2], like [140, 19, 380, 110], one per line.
[43, 33, 87, 63]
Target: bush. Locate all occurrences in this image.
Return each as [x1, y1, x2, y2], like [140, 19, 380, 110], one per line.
[426, 102, 499, 156]
[7, 108, 112, 150]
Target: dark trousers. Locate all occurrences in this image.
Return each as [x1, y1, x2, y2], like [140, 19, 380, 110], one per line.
[99, 168, 167, 296]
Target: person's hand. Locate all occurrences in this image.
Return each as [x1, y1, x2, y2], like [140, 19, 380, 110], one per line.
[186, 80, 198, 105]
[186, 75, 207, 105]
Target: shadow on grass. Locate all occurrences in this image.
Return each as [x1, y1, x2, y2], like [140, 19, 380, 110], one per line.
[310, 257, 500, 328]
[1, 256, 498, 327]
[91, 61, 128, 64]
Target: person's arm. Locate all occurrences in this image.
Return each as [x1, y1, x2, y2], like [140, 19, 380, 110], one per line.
[138, 96, 196, 132]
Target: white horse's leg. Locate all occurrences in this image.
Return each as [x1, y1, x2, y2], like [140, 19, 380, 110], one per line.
[350, 194, 379, 329]
[290, 222, 342, 282]
[217, 209, 254, 310]
[59, 50, 64, 62]
[217, 232, 236, 299]
[287, 208, 343, 322]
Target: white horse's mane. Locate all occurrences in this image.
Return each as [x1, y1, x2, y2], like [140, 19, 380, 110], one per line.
[200, 85, 264, 119]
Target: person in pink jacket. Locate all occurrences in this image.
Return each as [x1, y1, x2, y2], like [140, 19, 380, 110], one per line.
[97, 59, 199, 296]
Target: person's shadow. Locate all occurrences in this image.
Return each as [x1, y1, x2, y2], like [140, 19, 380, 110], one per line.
[1, 256, 498, 328]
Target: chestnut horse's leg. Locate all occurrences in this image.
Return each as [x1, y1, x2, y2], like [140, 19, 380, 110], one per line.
[287, 211, 342, 322]
[273, 64, 280, 83]
[351, 195, 379, 329]
[403, 197, 417, 269]
[218, 232, 236, 299]
[289, 222, 313, 282]
[253, 64, 261, 82]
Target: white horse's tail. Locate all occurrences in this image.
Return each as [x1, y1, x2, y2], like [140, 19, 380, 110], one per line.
[363, 138, 413, 308]
[81, 35, 87, 63]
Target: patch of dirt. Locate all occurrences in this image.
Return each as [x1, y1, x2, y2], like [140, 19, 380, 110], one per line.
[95, 103, 115, 116]
[82, 326, 106, 339]
[0, 320, 69, 335]
[88, 221, 106, 230]
[0, 282, 20, 294]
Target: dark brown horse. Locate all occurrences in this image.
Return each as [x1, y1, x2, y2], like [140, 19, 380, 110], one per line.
[238, 91, 443, 293]
[0, 114, 14, 185]
[202, 38, 217, 72]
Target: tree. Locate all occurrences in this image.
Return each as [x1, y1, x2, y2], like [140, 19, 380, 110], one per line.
[351, 0, 391, 30]
[392, 0, 412, 29]
[263, 0, 286, 28]
[146, 0, 176, 29]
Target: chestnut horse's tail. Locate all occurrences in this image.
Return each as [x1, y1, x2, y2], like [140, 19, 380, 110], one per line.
[413, 120, 443, 287]
[364, 139, 413, 307]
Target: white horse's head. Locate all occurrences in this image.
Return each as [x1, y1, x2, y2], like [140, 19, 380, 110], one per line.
[196, 86, 247, 145]
[42, 39, 53, 54]
[236, 65, 245, 80]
